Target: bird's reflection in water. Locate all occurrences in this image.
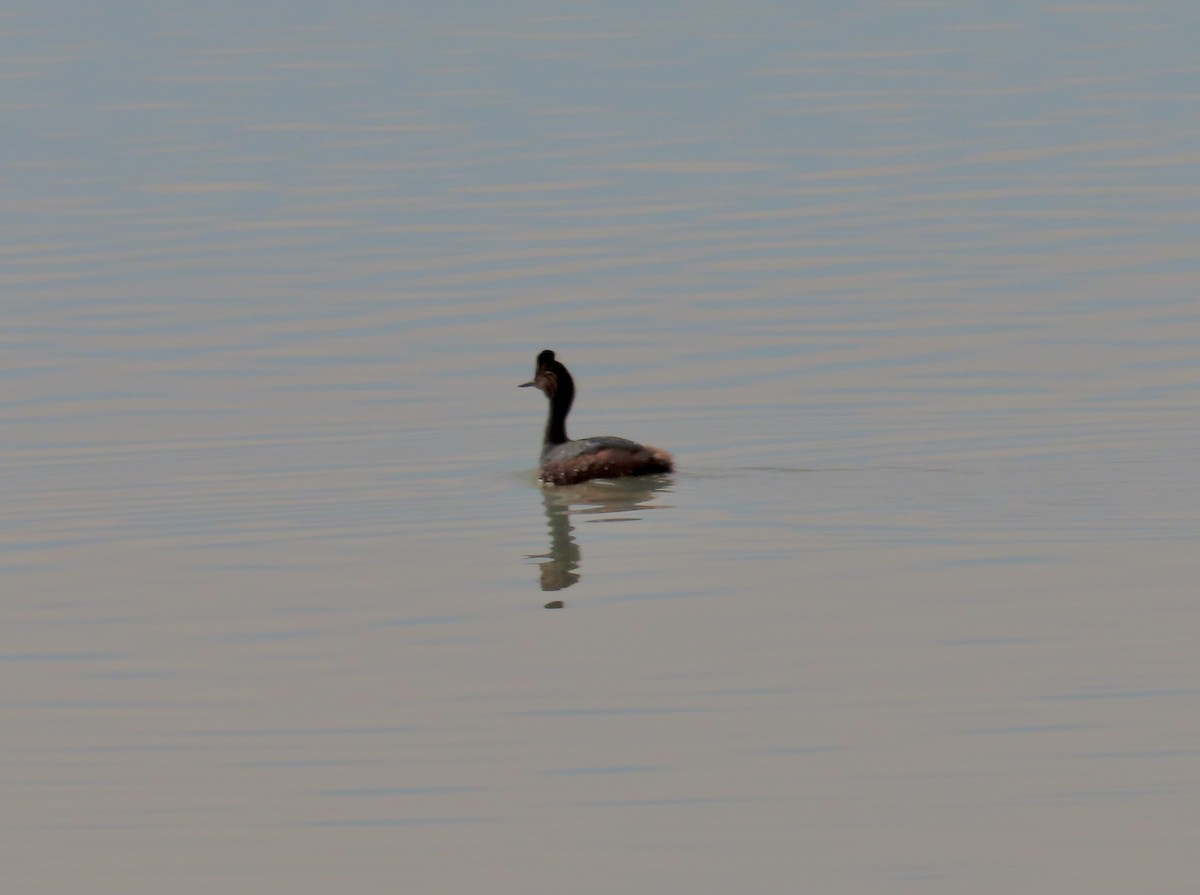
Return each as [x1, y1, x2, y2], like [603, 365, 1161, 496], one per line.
[528, 475, 673, 604]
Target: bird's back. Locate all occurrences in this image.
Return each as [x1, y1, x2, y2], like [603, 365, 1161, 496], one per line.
[539, 435, 673, 485]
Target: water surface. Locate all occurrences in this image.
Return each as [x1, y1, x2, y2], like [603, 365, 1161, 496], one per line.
[4, 3, 1200, 893]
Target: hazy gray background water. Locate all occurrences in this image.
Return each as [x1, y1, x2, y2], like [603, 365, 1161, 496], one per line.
[5, 2, 1200, 892]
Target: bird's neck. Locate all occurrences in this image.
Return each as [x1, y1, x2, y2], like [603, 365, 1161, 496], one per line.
[544, 391, 571, 446]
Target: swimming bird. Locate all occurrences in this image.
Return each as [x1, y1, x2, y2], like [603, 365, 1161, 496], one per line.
[520, 349, 674, 486]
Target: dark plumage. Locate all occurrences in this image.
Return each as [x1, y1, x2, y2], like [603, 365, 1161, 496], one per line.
[520, 350, 674, 486]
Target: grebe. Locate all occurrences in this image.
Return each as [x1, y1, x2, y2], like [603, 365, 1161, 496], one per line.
[520, 349, 674, 486]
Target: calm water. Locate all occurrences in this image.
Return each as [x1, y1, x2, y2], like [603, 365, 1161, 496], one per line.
[5, 3, 1200, 893]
